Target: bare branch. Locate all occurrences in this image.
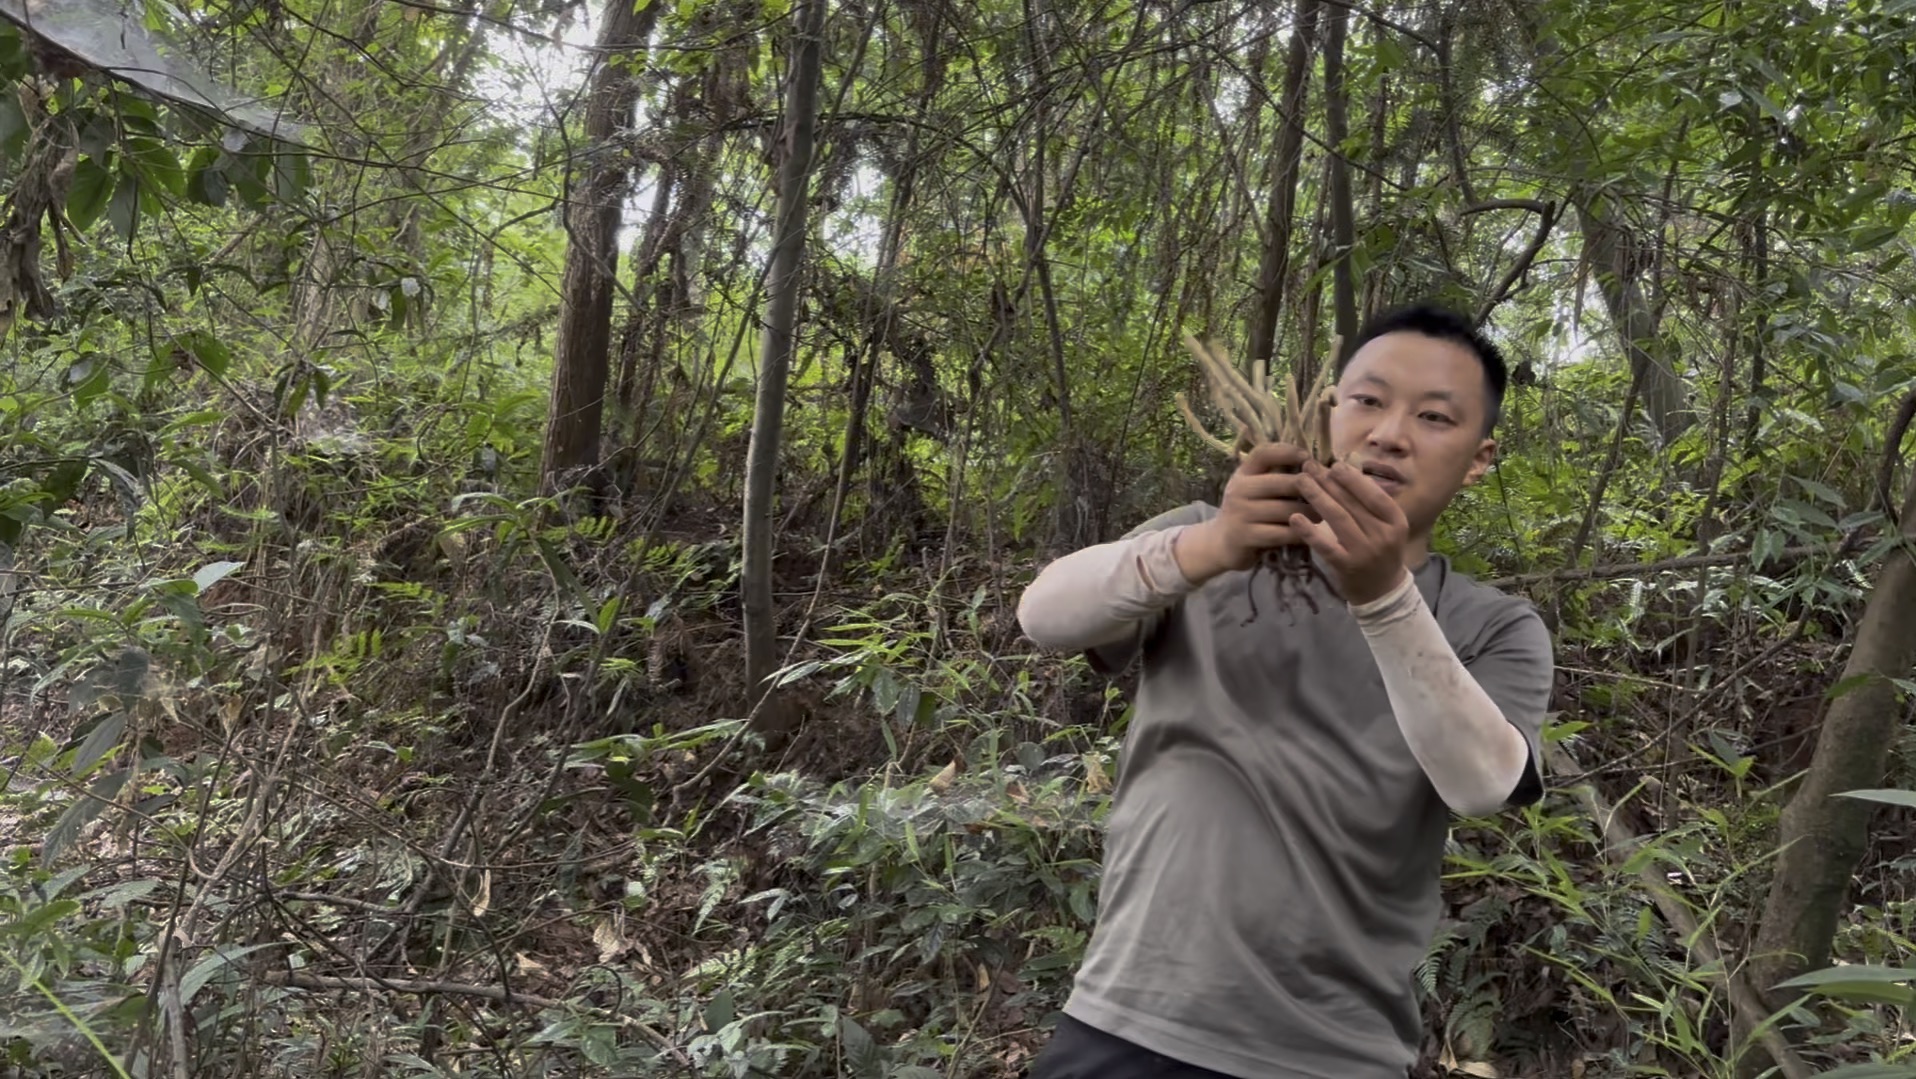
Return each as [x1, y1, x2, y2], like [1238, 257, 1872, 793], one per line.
[1474, 200, 1559, 325]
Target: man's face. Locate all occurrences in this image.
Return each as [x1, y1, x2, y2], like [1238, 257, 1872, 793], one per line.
[1327, 330, 1497, 537]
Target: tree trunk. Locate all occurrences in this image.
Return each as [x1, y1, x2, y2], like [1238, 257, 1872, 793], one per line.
[742, 0, 828, 735]
[1575, 190, 1692, 444]
[1321, 0, 1356, 359]
[1745, 207, 1771, 453]
[1245, 0, 1320, 377]
[1743, 464, 1916, 1059]
[1360, 17, 1390, 320]
[538, 0, 658, 494]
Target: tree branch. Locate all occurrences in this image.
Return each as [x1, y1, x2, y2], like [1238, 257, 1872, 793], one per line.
[1876, 386, 1916, 526]
[1474, 200, 1559, 326]
[1460, 198, 1552, 216]
[1313, 0, 1440, 54]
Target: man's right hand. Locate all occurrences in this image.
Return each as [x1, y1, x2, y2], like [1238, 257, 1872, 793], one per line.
[1174, 442, 1316, 583]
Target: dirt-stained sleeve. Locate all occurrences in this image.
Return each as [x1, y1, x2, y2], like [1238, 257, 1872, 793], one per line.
[1460, 601, 1554, 806]
[1351, 575, 1555, 814]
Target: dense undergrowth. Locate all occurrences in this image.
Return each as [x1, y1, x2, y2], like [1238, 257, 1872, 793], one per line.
[1, 348, 1913, 1079]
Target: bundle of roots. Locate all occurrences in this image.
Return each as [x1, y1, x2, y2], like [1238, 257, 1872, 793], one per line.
[1175, 333, 1343, 620]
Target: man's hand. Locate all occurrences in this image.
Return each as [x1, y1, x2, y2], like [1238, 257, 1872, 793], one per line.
[1291, 459, 1410, 605]
[1174, 442, 1317, 584]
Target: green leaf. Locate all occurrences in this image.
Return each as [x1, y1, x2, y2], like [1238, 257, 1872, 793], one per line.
[175, 330, 232, 377]
[0, 88, 26, 160]
[38, 865, 90, 902]
[179, 943, 280, 1005]
[93, 460, 143, 515]
[1752, 528, 1784, 566]
[125, 135, 185, 197]
[1826, 672, 1880, 701]
[703, 988, 734, 1031]
[1776, 498, 1837, 530]
[839, 1015, 882, 1079]
[107, 171, 141, 241]
[75, 113, 115, 160]
[162, 410, 224, 433]
[42, 458, 88, 506]
[43, 768, 130, 864]
[67, 156, 115, 232]
[1834, 789, 1916, 809]
[2, 898, 80, 940]
[71, 712, 127, 776]
[0, 25, 26, 81]
[228, 151, 272, 209]
[1850, 223, 1904, 252]
[1745, 87, 1789, 123]
[1792, 476, 1846, 507]
[1811, 1065, 1916, 1079]
[69, 355, 110, 408]
[1774, 963, 1916, 1007]
[177, 457, 224, 497]
[188, 151, 229, 207]
[79, 879, 159, 909]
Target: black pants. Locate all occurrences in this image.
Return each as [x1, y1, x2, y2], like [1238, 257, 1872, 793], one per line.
[1029, 1014, 1237, 1079]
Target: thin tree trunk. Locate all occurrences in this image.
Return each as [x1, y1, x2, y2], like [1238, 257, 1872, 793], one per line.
[828, 154, 918, 555]
[1322, 0, 1356, 357]
[1745, 207, 1770, 452]
[1435, 4, 1476, 207]
[614, 163, 679, 424]
[1746, 462, 1916, 1035]
[1361, 17, 1390, 320]
[1246, 0, 1320, 378]
[742, 0, 828, 734]
[1576, 191, 1692, 444]
[538, 0, 659, 493]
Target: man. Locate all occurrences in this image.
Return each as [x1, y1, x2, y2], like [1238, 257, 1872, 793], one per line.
[1016, 302, 1554, 1078]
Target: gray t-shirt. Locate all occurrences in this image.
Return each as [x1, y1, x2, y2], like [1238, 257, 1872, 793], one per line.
[1063, 501, 1553, 1078]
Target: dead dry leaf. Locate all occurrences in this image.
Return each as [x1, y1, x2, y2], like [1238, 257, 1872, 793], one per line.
[1082, 753, 1110, 794]
[928, 759, 959, 793]
[592, 918, 625, 964]
[1439, 1045, 1500, 1078]
[469, 869, 491, 918]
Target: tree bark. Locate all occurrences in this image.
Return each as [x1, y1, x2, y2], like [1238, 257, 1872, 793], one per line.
[1321, 0, 1356, 358]
[742, 0, 828, 735]
[538, 0, 659, 494]
[1745, 463, 1916, 1049]
[1360, 17, 1390, 320]
[1575, 190, 1692, 444]
[1246, 0, 1320, 377]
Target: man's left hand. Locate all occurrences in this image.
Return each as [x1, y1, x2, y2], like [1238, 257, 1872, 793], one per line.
[1289, 460, 1410, 606]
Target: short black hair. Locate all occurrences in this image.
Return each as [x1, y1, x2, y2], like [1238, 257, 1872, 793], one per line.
[1335, 302, 1508, 435]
